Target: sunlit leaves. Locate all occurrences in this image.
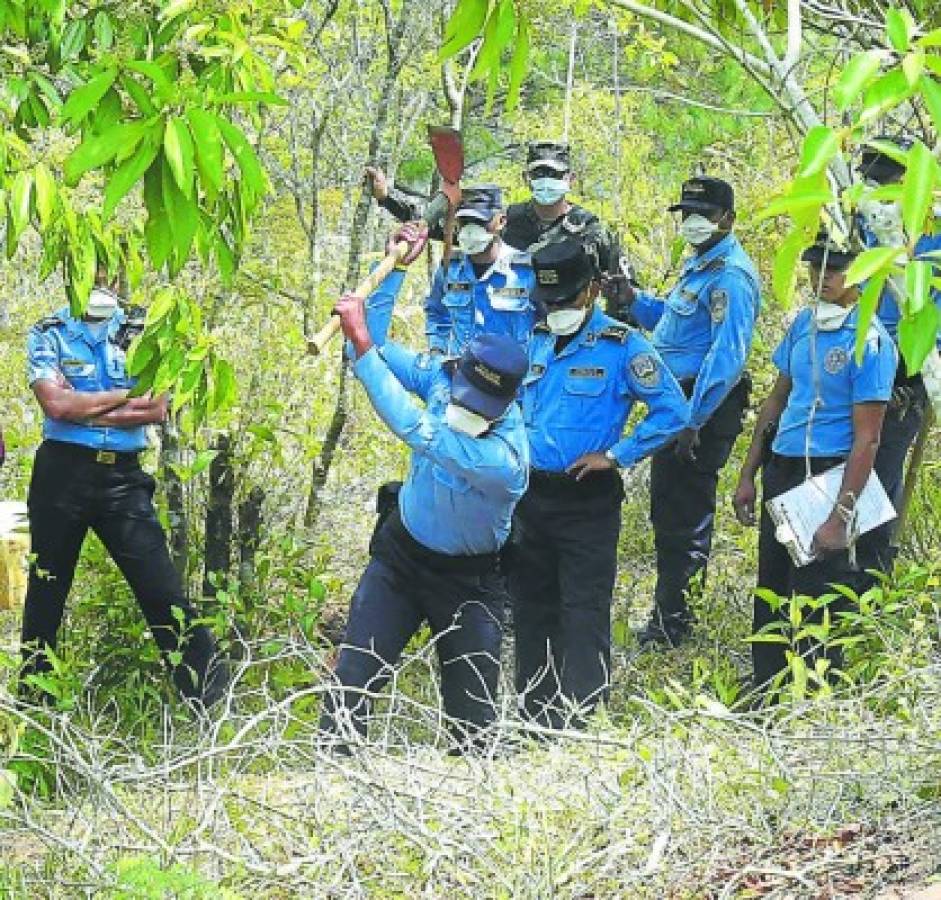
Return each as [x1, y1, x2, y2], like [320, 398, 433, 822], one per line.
[439, 0, 489, 62]
[900, 140, 938, 240]
[834, 50, 885, 110]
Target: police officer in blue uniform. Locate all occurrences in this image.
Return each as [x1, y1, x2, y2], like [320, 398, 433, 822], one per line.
[733, 233, 897, 690]
[425, 185, 536, 356]
[21, 264, 228, 706]
[319, 248, 530, 751]
[855, 136, 941, 569]
[615, 176, 761, 646]
[511, 239, 688, 729]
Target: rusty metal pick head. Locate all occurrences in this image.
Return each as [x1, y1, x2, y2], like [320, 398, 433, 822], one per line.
[427, 125, 464, 184]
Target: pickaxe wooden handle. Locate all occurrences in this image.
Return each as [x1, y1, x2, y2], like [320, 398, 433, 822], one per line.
[306, 241, 409, 356]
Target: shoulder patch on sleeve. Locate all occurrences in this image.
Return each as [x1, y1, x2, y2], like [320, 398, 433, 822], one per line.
[709, 288, 729, 323]
[599, 324, 630, 343]
[629, 352, 661, 388]
[33, 315, 63, 332]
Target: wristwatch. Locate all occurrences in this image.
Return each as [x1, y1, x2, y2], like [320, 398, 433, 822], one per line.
[604, 449, 620, 468]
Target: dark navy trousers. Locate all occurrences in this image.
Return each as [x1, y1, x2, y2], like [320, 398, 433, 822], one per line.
[649, 377, 750, 630]
[319, 511, 504, 746]
[20, 440, 226, 703]
[509, 470, 623, 729]
[858, 377, 927, 571]
[752, 454, 880, 689]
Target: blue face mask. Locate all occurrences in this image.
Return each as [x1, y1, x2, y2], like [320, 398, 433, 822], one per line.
[530, 177, 569, 206]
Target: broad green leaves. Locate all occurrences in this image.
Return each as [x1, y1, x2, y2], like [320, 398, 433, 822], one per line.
[127, 287, 237, 432]
[439, 0, 531, 114]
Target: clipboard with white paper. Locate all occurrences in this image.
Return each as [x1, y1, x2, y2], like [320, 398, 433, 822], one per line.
[766, 464, 896, 567]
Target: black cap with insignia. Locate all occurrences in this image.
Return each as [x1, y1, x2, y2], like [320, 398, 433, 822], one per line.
[531, 238, 595, 306]
[456, 184, 504, 223]
[668, 176, 735, 214]
[859, 134, 913, 185]
[526, 140, 571, 175]
[801, 229, 857, 272]
[451, 333, 528, 419]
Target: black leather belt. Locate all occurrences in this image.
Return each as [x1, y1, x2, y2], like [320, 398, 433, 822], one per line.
[529, 467, 622, 499]
[383, 509, 499, 576]
[43, 440, 140, 466]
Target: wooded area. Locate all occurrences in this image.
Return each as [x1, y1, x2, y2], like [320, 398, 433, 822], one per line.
[1, 0, 940, 896]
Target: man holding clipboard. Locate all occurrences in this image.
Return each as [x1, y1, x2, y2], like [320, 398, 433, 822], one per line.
[732, 232, 898, 691]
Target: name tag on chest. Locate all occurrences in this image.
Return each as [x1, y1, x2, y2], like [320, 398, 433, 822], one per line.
[568, 366, 605, 379]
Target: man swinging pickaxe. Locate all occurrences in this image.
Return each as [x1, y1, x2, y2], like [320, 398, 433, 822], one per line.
[307, 126, 464, 355]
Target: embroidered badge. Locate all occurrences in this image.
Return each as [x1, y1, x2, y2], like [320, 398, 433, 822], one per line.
[824, 346, 849, 374]
[710, 288, 729, 323]
[530, 363, 546, 376]
[537, 269, 560, 285]
[630, 353, 660, 388]
[447, 281, 471, 292]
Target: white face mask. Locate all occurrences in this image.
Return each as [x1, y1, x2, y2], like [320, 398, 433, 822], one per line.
[546, 306, 587, 336]
[445, 402, 491, 437]
[813, 300, 853, 331]
[85, 287, 119, 320]
[679, 213, 720, 247]
[457, 222, 495, 256]
[530, 176, 569, 206]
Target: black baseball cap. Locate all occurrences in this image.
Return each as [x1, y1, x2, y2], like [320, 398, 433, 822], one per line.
[455, 184, 503, 223]
[450, 334, 528, 420]
[526, 140, 571, 174]
[859, 135, 913, 184]
[531, 239, 595, 306]
[801, 230, 857, 271]
[668, 176, 735, 214]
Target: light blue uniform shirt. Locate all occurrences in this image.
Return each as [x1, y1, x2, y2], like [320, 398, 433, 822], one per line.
[353, 346, 529, 555]
[631, 233, 761, 429]
[26, 306, 146, 452]
[772, 306, 897, 458]
[858, 217, 941, 349]
[521, 306, 689, 472]
[425, 242, 536, 356]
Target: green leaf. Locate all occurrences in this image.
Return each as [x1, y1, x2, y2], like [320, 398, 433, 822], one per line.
[902, 52, 924, 86]
[143, 165, 172, 270]
[506, 13, 530, 113]
[904, 260, 931, 316]
[0, 770, 16, 810]
[439, 0, 489, 61]
[756, 191, 833, 222]
[470, 0, 515, 81]
[125, 60, 173, 97]
[772, 228, 813, 304]
[898, 302, 940, 376]
[93, 11, 114, 49]
[164, 117, 195, 197]
[901, 140, 937, 239]
[146, 288, 176, 325]
[60, 67, 118, 128]
[126, 334, 156, 376]
[855, 271, 886, 363]
[120, 73, 157, 117]
[843, 246, 903, 286]
[211, 358, 237, 412]
[211, 91, 286, 106]
[159, 0, 195, 22]
[215, 116, 265, 210]
[917, 76, 941, 148]
[33, 162, 57, 230]
[834, 50, 884, 110]
[186, 108, 223, 199]
[103, 126, 163, 221]
[885, 7, 913, 53]
[917, 27, 941, 48]
[64, 121, 147, 186]
[859, 69, 914, 124]
[161, 157, 198, 272]
[798, 125, 841, 177]
[9, 169, 32, 240]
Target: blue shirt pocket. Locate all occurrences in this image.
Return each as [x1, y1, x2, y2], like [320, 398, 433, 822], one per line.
[59, 356, 98, 389]
[560, 369, 607, 426]
[105, 343, 134, 387]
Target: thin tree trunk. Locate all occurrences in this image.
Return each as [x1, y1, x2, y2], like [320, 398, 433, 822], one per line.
[203, 434, 234, 595]
[238, 487, 265, 590]
[159, 417, 188, 579]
